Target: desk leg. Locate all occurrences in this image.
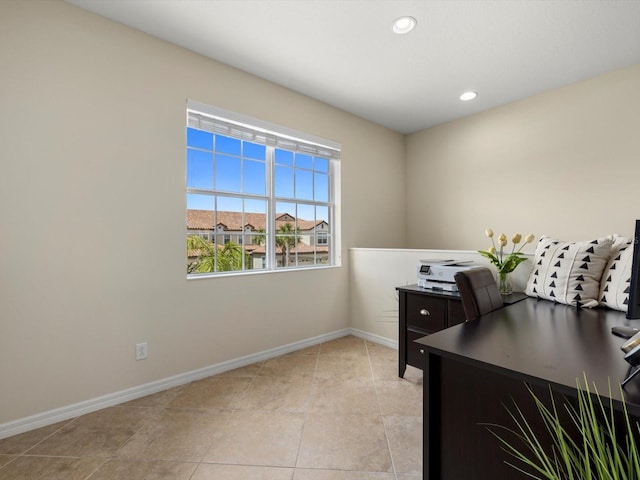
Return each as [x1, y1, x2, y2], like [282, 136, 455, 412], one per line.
[424, 351, 441, 480]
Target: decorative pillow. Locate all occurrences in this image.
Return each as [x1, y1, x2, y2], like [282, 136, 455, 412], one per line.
[599, 236, 634, 312]
[525, 235, 613, 307]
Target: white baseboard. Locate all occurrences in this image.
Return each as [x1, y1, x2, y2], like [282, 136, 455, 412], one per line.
[0, 328, 395, 440]
[349, 328, 398, 350]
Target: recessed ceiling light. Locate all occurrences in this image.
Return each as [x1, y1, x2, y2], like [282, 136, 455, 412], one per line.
[393, 16, 417, 34]
[460, 91, 478, 101]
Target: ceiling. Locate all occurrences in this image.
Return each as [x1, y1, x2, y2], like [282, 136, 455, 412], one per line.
[65, 0, 640, 134]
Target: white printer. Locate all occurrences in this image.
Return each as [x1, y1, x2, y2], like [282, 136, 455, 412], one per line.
[417, 260, 478, 292]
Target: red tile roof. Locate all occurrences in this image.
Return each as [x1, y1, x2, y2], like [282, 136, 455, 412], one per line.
[187, 209, 326, 232]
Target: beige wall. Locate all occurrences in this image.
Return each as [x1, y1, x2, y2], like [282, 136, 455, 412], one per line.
[406, 64, 640, 251]
[0, 1, 405, 424]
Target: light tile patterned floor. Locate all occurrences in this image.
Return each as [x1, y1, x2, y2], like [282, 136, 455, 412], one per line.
[0, 336, 423, 479]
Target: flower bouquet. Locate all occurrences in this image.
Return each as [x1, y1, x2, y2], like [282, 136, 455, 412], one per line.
[478, 229, 535, 294]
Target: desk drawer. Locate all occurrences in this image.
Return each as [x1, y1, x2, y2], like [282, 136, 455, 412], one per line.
[407, 329, 428, 369]
[406, 295, 446, 331]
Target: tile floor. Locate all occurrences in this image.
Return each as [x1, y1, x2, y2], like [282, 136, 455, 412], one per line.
[0, 335, 423, 479]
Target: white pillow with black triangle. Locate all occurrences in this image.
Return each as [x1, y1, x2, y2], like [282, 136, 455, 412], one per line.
[599, 236, 634, 312]
[525, 235, 613, 308]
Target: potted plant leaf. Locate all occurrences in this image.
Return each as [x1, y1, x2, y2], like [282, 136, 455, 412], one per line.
[485, 375, 640, 479]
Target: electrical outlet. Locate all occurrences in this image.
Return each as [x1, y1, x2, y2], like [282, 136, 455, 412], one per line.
[135, 342, 148, 360]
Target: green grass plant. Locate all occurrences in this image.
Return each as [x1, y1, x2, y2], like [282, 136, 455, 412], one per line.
[485, 375, 640, 480]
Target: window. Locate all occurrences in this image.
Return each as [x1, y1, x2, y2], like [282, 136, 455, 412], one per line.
[186, 100, 340, 276]
[317, 232, 328, 245]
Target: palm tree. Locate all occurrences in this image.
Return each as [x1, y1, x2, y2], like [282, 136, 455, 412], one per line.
[187, 235, 215, 273]
[252, 228, 266, 246]
[186, 235, 247, 273]
[276, 222, 300, 267]
[217, 240, 245, 271]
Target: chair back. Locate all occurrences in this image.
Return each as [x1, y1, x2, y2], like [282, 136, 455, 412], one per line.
[454, 267, 504, 321]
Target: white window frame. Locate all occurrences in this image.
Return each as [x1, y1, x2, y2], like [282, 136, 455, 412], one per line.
[186, 100, 341, 278]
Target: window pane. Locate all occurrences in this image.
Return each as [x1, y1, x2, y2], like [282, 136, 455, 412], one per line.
[276, 202, 296, 220]
[295, 169, 313, 200]
[275, 165, 294, 198]
[216, 195, 241, 214]
[275, 149, 294, 166]
[216, 154, 241, 192]
[315, 157, 329, 173]
[244, 141, 265, 160]
[245, 199, 267, 270]
[217, 240, 244, 272]
[245, 199, 267, 236]
[276, 230, 298, 267]
[246, 198, 267, 216]
[316, 205, 329, 223]
[187, 128, 213, 150]
[243, 159, 266, 195]
[186, 149, 213, 190]
[297, 204, 316, 255]
[215, 196, 244, 272]
[314, 172, 328, 202]
[296, 153, 313, 170]
[216, 134, 241, 155]
[275, 202, 298, 268]
[314, 205, 330, 265]
[317, 241, 330, 264]
[297, 204, 315, 224]
[187, 193, 214, 211]
[186, 194, 215, 274]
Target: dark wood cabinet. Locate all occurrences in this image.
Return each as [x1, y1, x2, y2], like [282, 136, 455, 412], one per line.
[397, 285, 466, 378]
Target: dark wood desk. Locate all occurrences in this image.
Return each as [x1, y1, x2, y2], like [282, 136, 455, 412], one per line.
[416, 297, 640, 480]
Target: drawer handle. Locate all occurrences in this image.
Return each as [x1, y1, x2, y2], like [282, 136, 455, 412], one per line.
[419, 309, 430, 316]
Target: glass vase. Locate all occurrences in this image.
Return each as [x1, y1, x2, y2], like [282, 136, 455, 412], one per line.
[497, 271, 512, 295]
